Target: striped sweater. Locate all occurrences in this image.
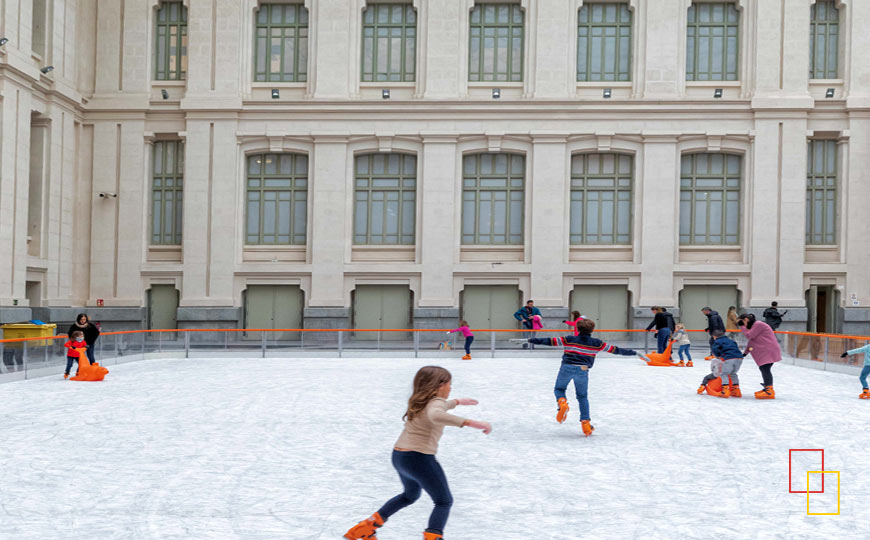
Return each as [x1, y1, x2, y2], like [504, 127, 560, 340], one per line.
[528, 334, 638, 367]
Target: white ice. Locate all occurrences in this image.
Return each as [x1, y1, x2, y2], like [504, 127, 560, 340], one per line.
[0, 355, 868, 540]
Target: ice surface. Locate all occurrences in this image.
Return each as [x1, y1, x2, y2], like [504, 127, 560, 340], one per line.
[0, 355, 868, 540]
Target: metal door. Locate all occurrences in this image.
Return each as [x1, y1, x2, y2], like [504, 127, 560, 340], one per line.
[571, 285, 630, 341]
[678, 285, 739, 332]
[148, 285, 179, 329]
[461, 285, 522, 333]
[244, 285, 303, 340]
[352, 285, 412, 341]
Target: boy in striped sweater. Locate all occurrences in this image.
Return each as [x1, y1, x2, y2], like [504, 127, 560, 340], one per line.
[528, 318, 647, 436]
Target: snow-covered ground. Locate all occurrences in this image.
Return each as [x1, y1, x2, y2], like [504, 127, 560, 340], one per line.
[0, 355, 867, 540]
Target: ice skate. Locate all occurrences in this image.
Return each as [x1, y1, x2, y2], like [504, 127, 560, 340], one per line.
[63, 373, 69, 380]
[344, 512, 384, 540]
[754, 385, 775, 399]
[675, 360, 685, 367]
[718, 385, 731, 398]
[705, 355, 715, 361]
[423, 532, 444, 540]
[581, 419, 594, 437]
[729, 384, 741, 398]
[556, 397, 569, 424]
[697, 384, 706, 394]
[860, 388, 870, 399]
[461, 354, 471, 360]
[686, 360, 694, 367]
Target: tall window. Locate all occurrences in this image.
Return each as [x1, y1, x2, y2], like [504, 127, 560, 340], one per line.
[679, 153, 741, 245]
[810, 1, 839, 79]
[246, 153, 308, 245]
[254, 4, 309, 82]
[468, 4, 524, 82]
[462, 153, 524, 245]
[577, 3, 632, 82]
[361, 4, 416, 82]
[686, 2, 739, 81]
[154, 1, 188, 81]
[806, 140, 838, 245]
[354, 154, 416, 244]
[570, 153, 633, 244]
[151, 141, 184, 245]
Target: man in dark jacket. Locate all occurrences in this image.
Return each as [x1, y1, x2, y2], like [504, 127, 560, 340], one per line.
[645, 307, 672, 353]
[762, 301, 787, 330]
[702, 307, 725, 354]
[514, 300, 542, 349]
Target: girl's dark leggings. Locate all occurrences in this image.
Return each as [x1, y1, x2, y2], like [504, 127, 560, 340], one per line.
[378, 450, 453, 535]
[464, 336, 474, 355]
[759, 363, 774, 387]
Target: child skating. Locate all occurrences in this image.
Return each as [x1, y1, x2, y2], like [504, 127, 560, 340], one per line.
[840, 343, 870, 399]
[528, 318, 647, 437]
[562, 310, 585, 336]
[697, 329, 743, 398]
[63, 330, 89, 379]
[673, 323, 693, 367]
[446, 321, 474, 360]
[344, 366, 491, 540]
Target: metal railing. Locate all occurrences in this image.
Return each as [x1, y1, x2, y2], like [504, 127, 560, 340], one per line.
[1, 327, 867, 382]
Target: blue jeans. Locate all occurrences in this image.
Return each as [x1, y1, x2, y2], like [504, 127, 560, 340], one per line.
[378, 450, 453, 534]
[86, 344, 96, 364]
[656, 328, 671, 354]
[463, 336, 474, 355]
[860, 366, 870, 389]
[554, 363, 590, 421]
[678, 344, 692, 361]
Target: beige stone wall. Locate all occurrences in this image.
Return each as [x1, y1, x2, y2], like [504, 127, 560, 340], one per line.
[1, 0, 869, 327]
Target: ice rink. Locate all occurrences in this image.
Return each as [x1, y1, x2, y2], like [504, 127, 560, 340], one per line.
[1, 354, 868, 540]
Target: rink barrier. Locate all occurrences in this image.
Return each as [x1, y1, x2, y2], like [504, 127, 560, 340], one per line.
[1, 327, 867, 382]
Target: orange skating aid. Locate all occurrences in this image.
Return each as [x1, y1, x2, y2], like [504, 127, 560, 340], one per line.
[645, 340, 677, 366]
[701, 377, 727, 397]
[581, 420, 595, 437]
[423, 532, 444, 540]
[556, 397, 569, 424]
[754, 385, 775, 400]
[344, 512, 384, 540]
[861, 389, 870, 399]
[69, 360, 109, 382]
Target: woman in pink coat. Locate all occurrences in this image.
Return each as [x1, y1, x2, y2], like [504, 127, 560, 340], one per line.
[737, 313, 781, 400]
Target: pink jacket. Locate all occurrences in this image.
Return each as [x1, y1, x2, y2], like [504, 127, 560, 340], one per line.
[563, 316, 585, 336]
[532, 315, 543, 330]
[450, 326, 474, 338]
[740, 321, 782, 367]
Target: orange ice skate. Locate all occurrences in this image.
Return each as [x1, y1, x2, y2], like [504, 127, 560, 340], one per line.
[754, 385, 775, 399]
[556, 397, 569, 424]
[729, 384, 741, 398]
[344, 512, 384, 540]
[423, 532, 444, 540]
[581, 419, 595, 437]
[861, 388, 870, 399]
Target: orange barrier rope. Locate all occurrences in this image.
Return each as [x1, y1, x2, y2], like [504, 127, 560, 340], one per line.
[1, 327, 869, 344]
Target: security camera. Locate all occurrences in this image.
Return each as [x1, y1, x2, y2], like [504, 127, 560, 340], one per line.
[98, 192, 118, 198]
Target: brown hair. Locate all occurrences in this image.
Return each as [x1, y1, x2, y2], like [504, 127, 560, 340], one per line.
[459, 320, 468, 327]
[403, 366, 452, 422]
[70, 330, 84, 339]
[576, 318, 596, 335]
[571, 311, 581, 320]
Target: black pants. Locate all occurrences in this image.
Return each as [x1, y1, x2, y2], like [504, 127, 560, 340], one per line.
[759, 363, 774, 387]
[464, 336, 474, 355]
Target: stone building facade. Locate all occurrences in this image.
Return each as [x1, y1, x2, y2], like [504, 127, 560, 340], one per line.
[1, 0, 869, 335]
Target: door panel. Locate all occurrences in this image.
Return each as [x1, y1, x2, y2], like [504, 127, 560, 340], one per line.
[353, 285, 412, 341]
[148, 285, 178, 330]
[571, 285, 629, 341]
[461, 285, 522, 335]
[678, 285, 738, 333]
[244, 285, 303, 340]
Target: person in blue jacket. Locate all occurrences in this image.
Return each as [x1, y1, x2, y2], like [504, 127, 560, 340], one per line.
[514, 300, 542, 349]
[528, 318, 648, 437]
[840, 344, 870, 399]
[699, 329, 744, 398]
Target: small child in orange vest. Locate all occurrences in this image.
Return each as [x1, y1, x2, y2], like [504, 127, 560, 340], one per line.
[63, 330, 89, 379]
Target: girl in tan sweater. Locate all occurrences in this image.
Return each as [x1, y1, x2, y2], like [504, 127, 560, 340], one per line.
[344, 366, 491, 540]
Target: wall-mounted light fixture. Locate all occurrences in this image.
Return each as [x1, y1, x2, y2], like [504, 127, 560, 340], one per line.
[603, 88, 612, 99]
[382, 89, 390, 99]
[161, 89, 169, 100]
[825, 88, 835, 98]
[40, 66, 54, 74]
[0, 38, 9, 47]
[271, 88, 279, 99]
[713, 88, 723, 99]
[492, 88, 501, 99]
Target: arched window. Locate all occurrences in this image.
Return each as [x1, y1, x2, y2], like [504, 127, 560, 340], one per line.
[353, 153, 416, 244]
[461, 153, 524, 245]
[245, 153, 308, 245]
[570, 153, 633, 244]
[679, 153, 741, 245]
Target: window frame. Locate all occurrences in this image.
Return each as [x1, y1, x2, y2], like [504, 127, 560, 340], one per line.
[468, 3, 525, 83]
[685, 1, 740, 82]
[805, 139, 838, 245]
[576, 2, 633, 82]
[809, 0, 840, 80]
[245, 153, 309, 246]
[569, 152, 634, 245]
[151, 141, 185, 246]
[353, 153, 417, 245]
[253, 3, 310, 83]
[679, 152, 742, 246]
[461, 152, 525, 245]
[360, 3, 417, 83]
[154, 1, 188, 81]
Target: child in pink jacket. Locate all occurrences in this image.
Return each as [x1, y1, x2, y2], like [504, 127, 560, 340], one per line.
[447, 321, 474, 360]
[562, 311, 586, 336]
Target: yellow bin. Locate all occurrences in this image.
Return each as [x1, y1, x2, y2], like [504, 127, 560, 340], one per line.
[1, 323, 58, 347]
